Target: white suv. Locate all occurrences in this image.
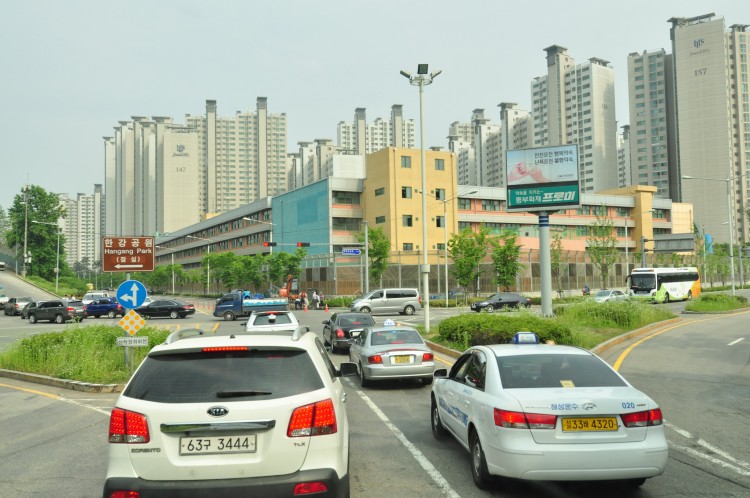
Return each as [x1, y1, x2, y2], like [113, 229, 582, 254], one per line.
[103, 326, 358, 497]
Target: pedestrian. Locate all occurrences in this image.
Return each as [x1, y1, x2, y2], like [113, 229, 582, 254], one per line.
[312, 291, 320, 310]
[300, 290, 308, 309]
[63, 294, 69, 300]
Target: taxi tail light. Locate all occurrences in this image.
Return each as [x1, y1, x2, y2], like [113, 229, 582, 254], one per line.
[367, 354, 383, 364]
[621, 408, 663, 428]
[422, 352, 434, 361]
[109, 407, 150, 443]
[494, 409, 556, 429]
[288, 399, 337, 437]
[336, 328, 346, 338]
[294, 482, 328, 495]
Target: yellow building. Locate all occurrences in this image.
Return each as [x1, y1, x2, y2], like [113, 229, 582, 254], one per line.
[364, 147, 457, 265]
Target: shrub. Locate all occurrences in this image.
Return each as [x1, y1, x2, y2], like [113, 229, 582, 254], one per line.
[438, 312, 574, 347]
[554, 300, 674, 329]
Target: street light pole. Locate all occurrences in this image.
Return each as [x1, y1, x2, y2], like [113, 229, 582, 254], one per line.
[401, 64, 441, 333]
[244, 217, 275, 254]
[187, 235, 212, 296]
[31, 220, 60, 293]
[22, 185, 29, 277]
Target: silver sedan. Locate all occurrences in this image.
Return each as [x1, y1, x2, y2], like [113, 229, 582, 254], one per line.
[348, 323, 435, 387]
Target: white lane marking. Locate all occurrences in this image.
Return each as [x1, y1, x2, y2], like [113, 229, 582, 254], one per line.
[727, 337, 744, 346]
[58, 396, 112, 416]
[665, 421, 750, 473]
[352, 386, 461, 498]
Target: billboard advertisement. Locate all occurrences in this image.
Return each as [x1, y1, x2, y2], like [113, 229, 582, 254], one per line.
[505, 144, 580, 212]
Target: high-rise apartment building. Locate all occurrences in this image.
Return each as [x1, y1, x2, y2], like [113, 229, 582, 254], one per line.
[185, 98, 289, 216]
[532, 46, 618, 193]
[105, 118, 201, 236]
[668, 14, 749, 244]
[336, 106, 416, 154]
[617, 125, 632, 188]
[626, 49, 674, 198]
[56, 185, 104, 269]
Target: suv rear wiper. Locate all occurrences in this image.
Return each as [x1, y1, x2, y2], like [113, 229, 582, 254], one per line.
[216, 390, 272, 398]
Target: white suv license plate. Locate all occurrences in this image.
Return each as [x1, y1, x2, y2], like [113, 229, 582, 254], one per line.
[180, 435, 257, 455]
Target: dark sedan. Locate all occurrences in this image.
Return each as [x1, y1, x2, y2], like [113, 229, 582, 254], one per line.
[135, 299, 195, 319]
[470, 292, 531, 312]
[322, 312, 376, 353]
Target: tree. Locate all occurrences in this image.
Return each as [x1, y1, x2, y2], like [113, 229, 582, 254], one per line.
[550, 231, 565, 294]
[586, 206, 619, 289]
[358, 226, 390, 286]
[490, 230, 524, 291]
[448, 226, 491, 295]
[0, 205, 10, 251]
[6, 185, 66, 279]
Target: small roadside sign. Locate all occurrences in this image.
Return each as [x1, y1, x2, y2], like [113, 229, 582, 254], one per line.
[342, 248, 361, 255]
[118, 309, 146, 336]
[117, 337, 148, 347]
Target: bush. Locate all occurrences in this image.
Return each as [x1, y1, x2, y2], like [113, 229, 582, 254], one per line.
[554, 300, 674, 329]
[438, 312, 574, 348]
[684, 293, 749, 312]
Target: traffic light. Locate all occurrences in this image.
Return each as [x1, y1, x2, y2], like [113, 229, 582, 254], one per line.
[297, 242, 310, 247]
[262, 241, 277, 247]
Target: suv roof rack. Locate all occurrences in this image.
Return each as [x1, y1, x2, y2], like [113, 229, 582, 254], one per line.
[165, 326, 314, 345]
[165, 328, 206, 344]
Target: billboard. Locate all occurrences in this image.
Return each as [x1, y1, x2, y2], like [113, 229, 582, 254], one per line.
[505, 144, 580, 212]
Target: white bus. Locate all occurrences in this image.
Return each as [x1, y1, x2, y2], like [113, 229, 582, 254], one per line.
[627, 267, 701, 303]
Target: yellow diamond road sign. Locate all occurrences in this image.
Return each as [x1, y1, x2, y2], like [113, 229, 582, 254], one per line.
[119, 310, 146, 336]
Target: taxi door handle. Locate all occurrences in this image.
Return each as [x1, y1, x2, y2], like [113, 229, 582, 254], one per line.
[342, 393, 347, 403]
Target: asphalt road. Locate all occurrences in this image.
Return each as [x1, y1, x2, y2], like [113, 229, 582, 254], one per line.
[2, 272, 749, 496]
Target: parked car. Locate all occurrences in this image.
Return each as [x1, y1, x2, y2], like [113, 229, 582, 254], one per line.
[0, 294, 10, 306]
[135, 299, 195, 319]
[349, 288, 422, 315]
[322, 312, 376, 353]
[4, 297, 33, 316]
[20, 300, 45, 319]
[243, 310, 300, 332]
[594, 289, 630, 303]
[84, 297, 125, 318]
[430, 332, 667, 489]
[103, 326, 358, 497]
[348, 321, 435, 387]
[470, 292, 531, 312]
[27, 300, 85, 324]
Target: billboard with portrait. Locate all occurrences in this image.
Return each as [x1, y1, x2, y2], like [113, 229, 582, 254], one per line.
[505, 144, 580, 212]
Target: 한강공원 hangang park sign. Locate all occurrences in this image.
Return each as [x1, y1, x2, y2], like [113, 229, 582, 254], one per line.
[505, 144, 581, 212]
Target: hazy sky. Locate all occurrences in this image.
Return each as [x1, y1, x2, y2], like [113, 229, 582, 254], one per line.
[1, 0, 746, 210]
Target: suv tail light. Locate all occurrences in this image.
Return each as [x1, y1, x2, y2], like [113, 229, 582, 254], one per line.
[288, 399, 337, 437]
[108, 491, 140, 498]
[494, 409, 557, 429]
[294, 482, 328, 495]
[109, 408, 150, 443]
[621, 408, 663, 427]
[67, 307, 75, 312]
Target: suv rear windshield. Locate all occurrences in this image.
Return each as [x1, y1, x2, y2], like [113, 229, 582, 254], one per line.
[124, 348, 324, 403]
[252, 313, 294, 325]
[497, 353, 627, 389]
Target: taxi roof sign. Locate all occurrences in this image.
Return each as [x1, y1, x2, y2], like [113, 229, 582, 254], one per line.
[512, 332, 539, 344]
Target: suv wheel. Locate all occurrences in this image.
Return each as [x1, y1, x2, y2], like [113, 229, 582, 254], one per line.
[360, 306, 371, 314]
[403, 305, 415, 315]
[54, 314, 65, 324]
[29, 314, 37, 324]
[170, 311, 179, 319]
[107, 310, 116, 319]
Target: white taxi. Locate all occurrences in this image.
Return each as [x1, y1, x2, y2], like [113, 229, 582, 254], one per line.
[430, 332, 668, 489]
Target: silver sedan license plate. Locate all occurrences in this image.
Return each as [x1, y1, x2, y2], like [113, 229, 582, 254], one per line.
[180, 434, 257, 455]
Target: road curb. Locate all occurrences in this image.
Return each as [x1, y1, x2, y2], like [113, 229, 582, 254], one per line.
[590, 317, 683, 355]
[0, 368, 123, 393]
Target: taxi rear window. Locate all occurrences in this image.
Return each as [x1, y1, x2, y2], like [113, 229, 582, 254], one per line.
[124, 349, 324, 402]
[497, 354, 627, 389]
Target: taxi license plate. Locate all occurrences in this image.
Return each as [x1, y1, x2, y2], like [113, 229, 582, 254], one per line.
[393, 355, 412, 364]
[562, 417, 617, 432]
[180, 435, 257, 455]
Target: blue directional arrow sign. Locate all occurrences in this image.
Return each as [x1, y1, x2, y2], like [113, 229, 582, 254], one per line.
[117, 280, 148, 310]
[341, 248, 361, 255]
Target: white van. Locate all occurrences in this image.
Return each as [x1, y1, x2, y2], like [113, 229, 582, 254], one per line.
[82, 291, 110, 305]
[349, 288, 421, 315]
